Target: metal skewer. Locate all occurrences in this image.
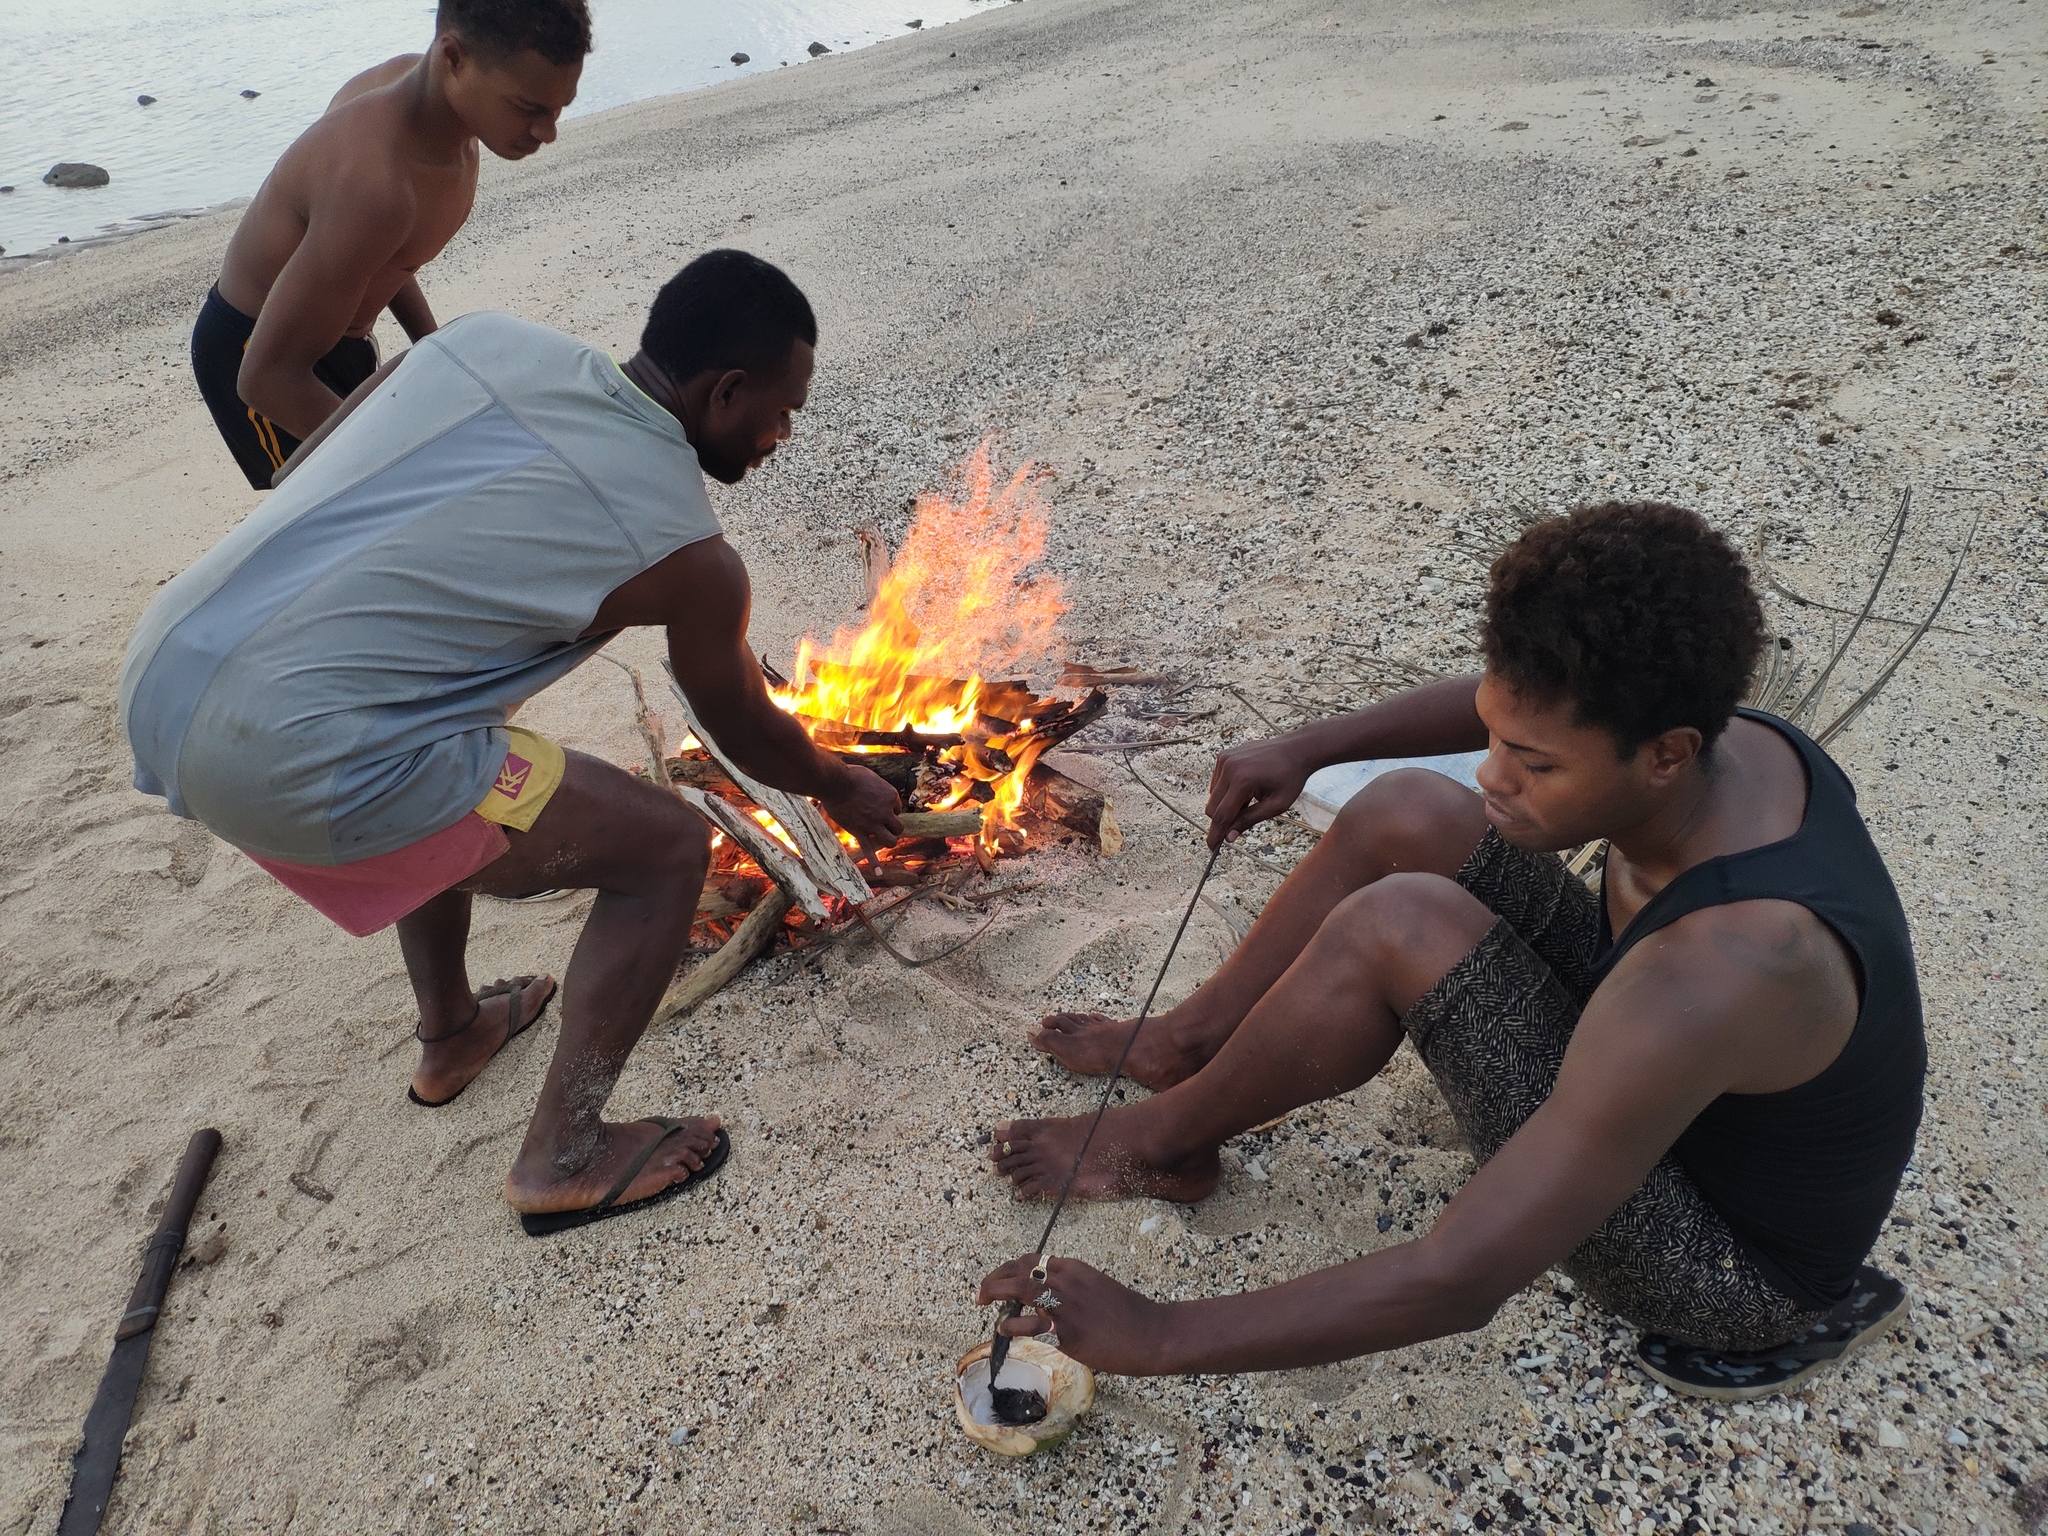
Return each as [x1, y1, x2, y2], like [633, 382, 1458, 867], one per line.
[988, 842, 1224, 1393]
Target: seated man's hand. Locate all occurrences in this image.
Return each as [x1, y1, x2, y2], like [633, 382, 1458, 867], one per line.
[1206, 736, 1311, 847]
[977, 1254, 1174, 1376]
[819, 764, 903, 857]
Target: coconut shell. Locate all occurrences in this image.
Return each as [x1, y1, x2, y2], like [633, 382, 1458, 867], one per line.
[953, 1336, 1095, 1456]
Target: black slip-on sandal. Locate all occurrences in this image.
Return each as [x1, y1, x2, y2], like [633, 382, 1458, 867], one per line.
[1636, 1266, 1909, 1401]
[407, 975, 557, 1108]
[518, 1119, 731, 1238]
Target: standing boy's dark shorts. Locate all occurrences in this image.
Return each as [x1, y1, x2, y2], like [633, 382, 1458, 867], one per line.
[190, 285, 378, 490]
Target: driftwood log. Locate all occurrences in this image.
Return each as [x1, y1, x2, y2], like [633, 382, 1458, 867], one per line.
[1027, 763, 1123, 855]
[898, 807, 983, 839]
[665, 665, 873, 906]
[695, 873, 772, 921]
[678, 783, 832, 921]
[667, 756, 983, 842]
[656, 888, 794, 1024]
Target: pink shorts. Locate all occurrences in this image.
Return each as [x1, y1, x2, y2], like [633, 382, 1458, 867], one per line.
[248, 814, 509, 937]
[245, 728, 566, 936]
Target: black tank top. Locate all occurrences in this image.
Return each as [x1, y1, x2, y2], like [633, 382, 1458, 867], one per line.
[1588, 708, 1926, 1311]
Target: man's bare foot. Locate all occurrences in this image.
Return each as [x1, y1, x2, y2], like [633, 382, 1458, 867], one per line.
[411, 975, 556, 1106]
[988, 1114, 1219, 1204]
[1029, 1008, 1211, 1091]
[506, 1115, 725, 1214]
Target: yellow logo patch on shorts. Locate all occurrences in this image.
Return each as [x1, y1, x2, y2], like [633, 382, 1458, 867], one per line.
[474, 727, 565, 832]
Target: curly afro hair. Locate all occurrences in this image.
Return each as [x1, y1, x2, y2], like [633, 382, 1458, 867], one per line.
[1481, 501, 1765, 755]
[437, 0, 592, 65]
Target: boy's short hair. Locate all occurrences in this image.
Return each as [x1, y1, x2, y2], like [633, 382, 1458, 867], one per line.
[437, 0, 592, 65]
[641, 250, 819, 384]
[1481, 501, 1765, 755]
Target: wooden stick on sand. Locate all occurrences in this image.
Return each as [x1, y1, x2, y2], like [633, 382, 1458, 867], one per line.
[656, 888, 795, 1024]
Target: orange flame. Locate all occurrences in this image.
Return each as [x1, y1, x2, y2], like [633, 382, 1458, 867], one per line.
[770, 441, 1067, 849]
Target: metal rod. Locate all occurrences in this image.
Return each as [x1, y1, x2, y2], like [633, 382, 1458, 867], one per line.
[989, 842, 1223, 1385]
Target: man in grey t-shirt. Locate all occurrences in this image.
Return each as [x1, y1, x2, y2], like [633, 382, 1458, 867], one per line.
[122, 250, 901, 1234]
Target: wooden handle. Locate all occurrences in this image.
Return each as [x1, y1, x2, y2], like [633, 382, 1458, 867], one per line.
[115, 1129, 221, 1342]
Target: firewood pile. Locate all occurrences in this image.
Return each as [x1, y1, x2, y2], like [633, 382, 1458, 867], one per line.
[631, 661, 1121, 1024]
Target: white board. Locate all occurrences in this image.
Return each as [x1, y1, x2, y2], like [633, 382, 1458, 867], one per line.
[1296, 752, 1487, 833]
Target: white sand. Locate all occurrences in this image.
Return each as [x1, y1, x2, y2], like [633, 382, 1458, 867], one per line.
[2, 0, 2044, 1531]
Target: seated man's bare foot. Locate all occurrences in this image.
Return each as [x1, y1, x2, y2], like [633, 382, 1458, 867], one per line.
[989, 1113, 1219, 1204]
[411, 974, 556, 1106]
[506, 1116, 724, 1214]
[1029, 1008, 1207, 1091]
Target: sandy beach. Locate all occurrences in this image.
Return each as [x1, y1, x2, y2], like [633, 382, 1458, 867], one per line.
[2, 0, 2045, 1531]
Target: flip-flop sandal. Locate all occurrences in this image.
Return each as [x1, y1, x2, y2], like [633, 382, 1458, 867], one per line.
[518, 1119, 731, 1238]
[406, 975, 558, 1108]
[1635, 1265, 1908, 1401]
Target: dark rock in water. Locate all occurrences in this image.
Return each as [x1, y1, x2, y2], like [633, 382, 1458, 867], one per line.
[730, 52, 749, 64]
[0, 186, 13, 194]
[44, 163, 111, 188]
[58, 236, 71, 244]
[240, 88, 261, 99]
[138, 94, 157, 105]
[907, 18, 923, 27]
[990, 1387, 1047, 1425]
[808, 41, 831, 55]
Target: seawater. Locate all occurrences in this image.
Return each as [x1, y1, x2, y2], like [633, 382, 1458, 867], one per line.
[0, 0, 999, 259]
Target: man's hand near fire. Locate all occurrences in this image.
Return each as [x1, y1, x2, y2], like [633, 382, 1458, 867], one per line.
[584, 536, 903, 850]
[816, 762, 905, 859]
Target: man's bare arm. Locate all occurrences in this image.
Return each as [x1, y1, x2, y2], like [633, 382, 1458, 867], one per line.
[983, 906, 1832, 1374]
[587, 540, 902, 850]
[386, 277, 438, 342]
[271, 353, 405, 488]
[237, 175, 413, 441]
[1205, 676, 1487, 844]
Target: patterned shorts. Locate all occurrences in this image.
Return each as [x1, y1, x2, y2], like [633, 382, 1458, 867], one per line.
[1400, 830, 1830, 1352]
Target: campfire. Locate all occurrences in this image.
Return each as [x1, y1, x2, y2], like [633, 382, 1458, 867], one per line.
[640, 445, 1120, 1020]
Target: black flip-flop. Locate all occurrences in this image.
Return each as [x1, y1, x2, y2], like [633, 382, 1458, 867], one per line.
[1636, 1265, 1908, 1401]
[407, 976, 557, 1108]
[518, 1119, 731, 1238]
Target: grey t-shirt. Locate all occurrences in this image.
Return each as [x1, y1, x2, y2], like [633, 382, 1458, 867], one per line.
[120, 312, 721, 864]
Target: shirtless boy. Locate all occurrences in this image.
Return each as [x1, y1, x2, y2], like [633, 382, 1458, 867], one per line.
[192, 0, 589, 489]
[981, 503, 1925, 1399]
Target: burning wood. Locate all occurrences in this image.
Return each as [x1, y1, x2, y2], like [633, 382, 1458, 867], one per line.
[644, 442, 1128, 1011]
[667, 670, 872, 906]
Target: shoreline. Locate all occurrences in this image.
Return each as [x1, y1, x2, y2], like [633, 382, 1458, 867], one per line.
[2, 0, 2044, 1531]
[0, 0, 1003, 268]
[0, 197, 248, 268]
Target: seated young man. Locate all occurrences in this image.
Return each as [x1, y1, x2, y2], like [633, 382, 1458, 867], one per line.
[981, 502, 1924, 1398]
[193, 0, 588, 489]
[125, 250, 901, 1236]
